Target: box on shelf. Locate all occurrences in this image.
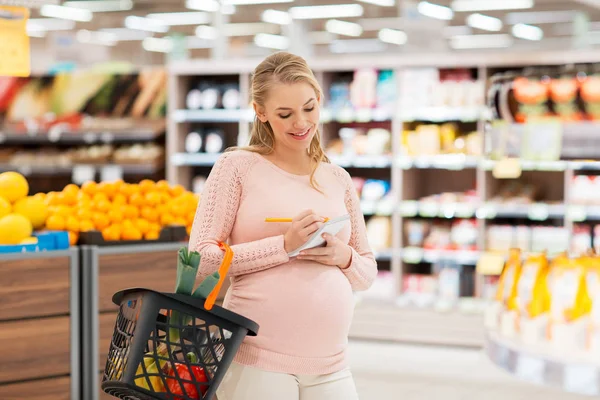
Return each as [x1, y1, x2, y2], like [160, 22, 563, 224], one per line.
[78, 225, 187, 246]
[0, 230, 70, 253]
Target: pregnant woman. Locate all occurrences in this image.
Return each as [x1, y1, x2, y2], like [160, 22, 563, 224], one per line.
[188, 51, 377, 400]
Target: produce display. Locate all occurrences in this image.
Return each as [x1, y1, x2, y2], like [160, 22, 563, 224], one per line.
[41, 179, 198, 245]
[0, 171, 44, 245]
[486, 249, 600, 356]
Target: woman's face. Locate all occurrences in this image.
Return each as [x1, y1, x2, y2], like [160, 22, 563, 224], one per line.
[254, 82, 320, 152]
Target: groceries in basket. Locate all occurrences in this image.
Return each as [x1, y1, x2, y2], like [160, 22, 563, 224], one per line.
[101, 244, 259, 400]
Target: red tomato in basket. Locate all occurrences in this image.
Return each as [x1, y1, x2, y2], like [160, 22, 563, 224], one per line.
[166, 360, 209, 399]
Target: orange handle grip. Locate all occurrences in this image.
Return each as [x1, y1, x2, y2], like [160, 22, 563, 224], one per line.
[204, 242, 233, 311]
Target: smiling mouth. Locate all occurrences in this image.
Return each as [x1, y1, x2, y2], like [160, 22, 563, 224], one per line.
[289, 127, 310, 137]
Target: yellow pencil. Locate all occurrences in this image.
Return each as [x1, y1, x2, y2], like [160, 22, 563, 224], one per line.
[265, 217, 329, 223]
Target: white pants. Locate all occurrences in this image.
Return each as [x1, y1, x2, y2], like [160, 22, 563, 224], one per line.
[216, 362, 360, 400]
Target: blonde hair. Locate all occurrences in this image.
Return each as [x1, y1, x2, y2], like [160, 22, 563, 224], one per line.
[231, 51, 329, 191]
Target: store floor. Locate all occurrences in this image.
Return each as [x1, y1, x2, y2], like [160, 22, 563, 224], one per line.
[348, 340, 588, 400]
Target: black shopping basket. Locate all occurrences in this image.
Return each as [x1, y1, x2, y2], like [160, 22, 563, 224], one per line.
[101, 243, 258, 400]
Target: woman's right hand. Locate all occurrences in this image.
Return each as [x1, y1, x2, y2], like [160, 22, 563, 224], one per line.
[283, 209, 325, 253]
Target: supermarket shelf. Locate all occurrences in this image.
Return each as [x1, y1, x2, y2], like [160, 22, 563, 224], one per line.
[374, 249, 394, 261]
[400, 106, 484, 122]
[328, 154, 393, 168]
[486, 330, 600, 396]
[399, 200, 477, 218]
[398, 154, 479, 170]
[171, 152, 221, 166]
[402, 247, 480, 265]
[361, 200, 395, 216]
[477, 203, 566, 220]
[320, 107, 392, 123]
[481, 159, 569, 172]
[0, 163, 163, 175]
[172, 109, 254, 123]
[568, 205, 600, 221]
[0, 120, 166, 144]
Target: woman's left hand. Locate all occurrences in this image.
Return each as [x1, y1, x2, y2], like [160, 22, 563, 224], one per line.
[297, 233, 352, 269]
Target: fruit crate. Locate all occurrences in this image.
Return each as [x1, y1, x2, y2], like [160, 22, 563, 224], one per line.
[0, 231, 70, 254]
[78, 225, 187, 247]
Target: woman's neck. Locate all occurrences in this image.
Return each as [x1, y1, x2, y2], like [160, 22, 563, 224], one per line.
[268, 146, 312, 174]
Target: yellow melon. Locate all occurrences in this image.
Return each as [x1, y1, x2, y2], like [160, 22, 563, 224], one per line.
[0, 214, 33, 244]
[0, 172, 29, 203]
[0, 196, 11, 219]
[13, 196, 49, 229]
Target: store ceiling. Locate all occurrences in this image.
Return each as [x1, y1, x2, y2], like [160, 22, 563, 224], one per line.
[18, 0, 600, 63]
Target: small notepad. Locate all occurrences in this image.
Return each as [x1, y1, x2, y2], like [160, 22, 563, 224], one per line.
[288, 214, 350, 257]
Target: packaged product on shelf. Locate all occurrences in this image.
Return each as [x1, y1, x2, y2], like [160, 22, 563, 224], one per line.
[365, 216, 391, 252]
[362, 271, 396, 302]
[350, 68, 378, 109]
[375, 70, 396, 112]
[328, 80, 351, 110]
[586, 263, 600, 354]
[185, 130, 204, 153]
[512, 73, 551, 123]
[203, 129, 225, 154]
[580, 65, 600, 121]
[405, 220, 429, 247]
[487, 248, 521, 332]
[572, 225, 592, 255]
[198, 82, 221, 110]
[546, 255, 592, 352]
[365, 128, 391, 155]
[433, 261, 463, 306]
[549, 68, 583, 121]
[594, 226, 600, 255]
[531, 226, 569, 256]
[361, 179, 390, 203]
[401, 274, 438, 308]
[515, 252, 551, 344]
[449, 219, 478, 251]
[221, 83, 241, 110]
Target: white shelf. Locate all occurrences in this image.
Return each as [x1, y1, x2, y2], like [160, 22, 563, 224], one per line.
[402, 247, 480, 265]
[328, 154, 393, 168]
[321, 107, 392, 123]
[482, 159, 569, 172]
[171, 153, 221, 166]
[399, 106, 484, 122]
[486, 330, 600, 397]
[479, 203, 566, 220]
[172, 109, 254, 123]
[398, 154, 479, 170]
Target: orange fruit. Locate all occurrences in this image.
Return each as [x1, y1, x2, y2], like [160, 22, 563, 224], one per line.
[63, 183, 79, 194]
[76, 207, 93, 220]
[80, 220, 95, 232]
[129, 192, 145, 207]
[102, 226, 120, 241]
[95, 200, 111, 213]
[119, 183, 135, 197]
[108, 208, 124, 224]
[123, 205, 140, 219]
[135, 218, 151, 234]
[44, 192, 58, 206]
[77, 191, 91, 203]
[139, 179, 155, 194]
[33, 192, 46, 201]
[98, 181, 118, 199]
[169, 184, 185, 198]
[121, 225, 142, 241]
[65, 216, 80, 232]
[145, 230, 160, 240]
[93, 213, 110, 231]
[149, 222, 161, 233]
[186, 212, 195, 225]
[144, 192, 161, 207]
[61, 191, 77, 206]
[186, 225, 192, 235]
[92, 192, 108, 204]
[46, 214, 65, 230]
[160, 213, 175, 226]
[172, 217, 186, 226]
[170, 201, 187, 217]
[156, 180, 170, 192]
[68, 231, 79, 246]
[54, 205, 72, 218]
[112, 193, 127, 206]
[140, 206, 158, 222]
[81, 181, 97, 196]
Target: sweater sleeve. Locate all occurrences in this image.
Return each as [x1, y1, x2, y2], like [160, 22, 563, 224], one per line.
[332, 166, 378, 291]
[188, 151, 290, 280]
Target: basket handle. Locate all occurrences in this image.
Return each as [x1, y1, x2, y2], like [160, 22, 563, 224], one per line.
[204, 242, 233, 310]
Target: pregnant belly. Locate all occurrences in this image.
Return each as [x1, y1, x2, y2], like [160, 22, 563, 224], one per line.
[224, 261, 355, 358]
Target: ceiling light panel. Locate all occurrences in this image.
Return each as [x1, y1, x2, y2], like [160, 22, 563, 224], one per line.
[309, 31, 336, 44]
[146, 12, 211, 26]
[466, 13, 502, 31]
[27, 18, 75, 32]
[40, 4, 93, 22]
[378, 28, 407, 45]
[325, 19, 363, 37]
[261, 9, 291, 25]
[357, 0, 395, 6]
[451, 0, 534, 12]
[418, 1, 454, 21]
[143, 37, 173, 53]
[512, 23, 543, 40]
[443, 25, 472, 36]
[196, 25, 218, 39]
[289, 4, 364, 20]
[125, 16, 169, 33]
[63, 0, 132, 12]
[186, 0, 219, 12]
[222, 0, 292, 4]
[254, 33, 290, 49]
[450, 33, 513, 49]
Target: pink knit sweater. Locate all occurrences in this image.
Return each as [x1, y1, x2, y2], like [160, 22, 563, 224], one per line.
[188, 150, 377, 375]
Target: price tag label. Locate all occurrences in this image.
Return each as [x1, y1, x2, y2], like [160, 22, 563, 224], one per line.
[397, 157, 413, 170]
[400, 200, 419, 217]
[402, 247, 424, 264]
[528, 203, 549, 221]
[72, 165, 95, 185]
[455, 203, 475, 218]
[492, 157, 522, 179]
[476, 252, 505, 275]
[355, 108, 372, 122]
[419, 202, 439, 218]
[515, 354, 545, 385]
[100, 165, 123, 182]
[567, 205, 587, 222]
[0, 6, 30, 77]
[564, 364, 599, 396]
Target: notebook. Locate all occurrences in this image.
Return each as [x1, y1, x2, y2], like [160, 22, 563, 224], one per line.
[288, 214, 351, 257]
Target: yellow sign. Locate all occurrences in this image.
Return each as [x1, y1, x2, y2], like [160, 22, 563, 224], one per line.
[0, 6, 30, 77]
